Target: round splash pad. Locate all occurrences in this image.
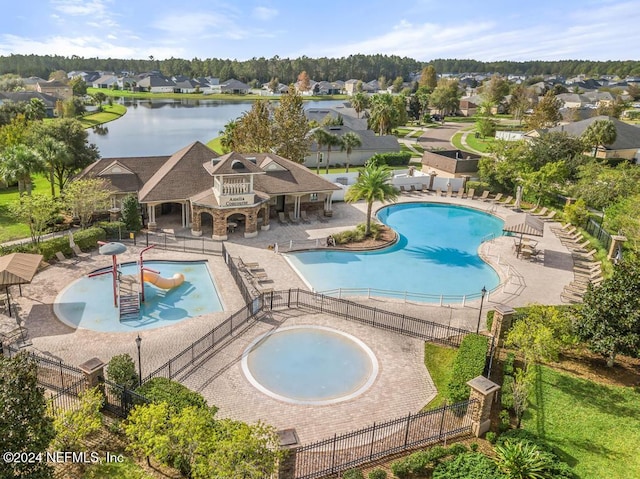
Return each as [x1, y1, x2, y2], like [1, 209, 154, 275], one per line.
[241, 325, 378, 405]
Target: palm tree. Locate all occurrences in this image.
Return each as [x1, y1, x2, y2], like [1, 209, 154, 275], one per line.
[219, 120, 237, 153]
[0, 144, 45, 196]
[581, 119, 617, 158]
[312, 128, 341, 174]
[345, 163, 399, 236]
[35, 137, 69, 197]
[350, 92, 369, 119]
[340, 132, 362, 173]
[368, 93, 394, 135]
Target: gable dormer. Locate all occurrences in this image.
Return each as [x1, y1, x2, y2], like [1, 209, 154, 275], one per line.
[204, 152, 265, 207]
[97, 160, 136, 177]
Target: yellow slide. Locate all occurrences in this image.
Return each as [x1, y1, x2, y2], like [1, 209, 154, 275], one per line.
[142, 270, 185, 290]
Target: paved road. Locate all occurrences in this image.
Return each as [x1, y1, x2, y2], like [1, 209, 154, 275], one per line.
[416, 122, 472, 150]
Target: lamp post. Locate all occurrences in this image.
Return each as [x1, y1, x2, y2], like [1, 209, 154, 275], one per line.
[135, 335, 142, 386]
[476, 286, 487, 334]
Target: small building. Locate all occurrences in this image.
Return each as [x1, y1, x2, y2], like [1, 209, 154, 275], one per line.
[35, 80, 72, 100]
[0, 91, 58, 117]
[76, 142, 340, 240]
[421, 149, 481, 178]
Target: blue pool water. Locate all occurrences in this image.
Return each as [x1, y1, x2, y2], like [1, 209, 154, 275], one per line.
[286, 203, 504, 301]
[54, 260, 223, 332]
[242, 326, 378, 405]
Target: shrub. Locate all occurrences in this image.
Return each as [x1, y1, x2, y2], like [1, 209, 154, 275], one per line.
[136, 377, 216, 414]
[447, 443, 468, 455]
[501, 375, 515, 410]
[96, 221, 125, 239]
[486, 310, 494, 331]
[446, 334, 490, 403]
[368, 469, 387, 479]
[390, 446, 449, 478]
[563, 198, 589, 226]
[36, 236, 72, 261]
[499, 409, 511, 432]
[368, 151, 411, 167]
[432, 452, 503, 479]
[503, 352, 515, 376]
[465, 180, 491, 194]
[485, 431, 497, 444]
[72, 226, 106, 251]
[106, 354, 138, 390]
[342, 469, 364, 479]
[470, 442, 479, 452]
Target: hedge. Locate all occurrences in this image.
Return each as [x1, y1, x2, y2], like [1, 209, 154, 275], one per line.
[72, 226, 106, 251]
[465, 180, 491, 194]
[368, 151, 412, 167]
[446, 334, 490, 403]
[390, 444, 466, 479]
[136, 377, 217, 414]
[95, 221, 126, 239]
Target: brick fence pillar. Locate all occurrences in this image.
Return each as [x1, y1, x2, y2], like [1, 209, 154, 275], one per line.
[467, 376, 500, 437]
[78, 357, 105, 391]
[277, 429, 299, 479]
[490, 304, 515, 346]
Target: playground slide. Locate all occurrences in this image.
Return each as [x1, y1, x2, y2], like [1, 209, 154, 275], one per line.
[142, 270, 185, 290]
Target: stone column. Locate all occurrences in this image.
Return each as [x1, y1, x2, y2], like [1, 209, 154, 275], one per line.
[277, 429, 299, 479]
[261, 204, 271, 231]
[467, 376, 500, 437]
[212, 210, 228, 241]
[244, 210, 258, 238]
[147, 204, 157, 231]
[608, 235, 627, 262]
[490, 304, 515, 346]
[78, 357, 105, 392]
[428, 171, 438, 190]
[190, 209, 202, 237]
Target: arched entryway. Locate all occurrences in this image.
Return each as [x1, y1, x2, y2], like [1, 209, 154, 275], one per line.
[200, 212, 214, 237]
[226, 212, 247, 236]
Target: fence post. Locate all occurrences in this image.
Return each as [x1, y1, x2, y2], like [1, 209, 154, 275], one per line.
[168, 361, 172, 379]
[404, 412, 411, 447]
[369, 423, 376, 460]
[78, 357, 105, 392]
[438, 405, 447, 443]
[330, 434, 337, 475]
[467, 377, 500, 437]
[287, 289, 291, 308]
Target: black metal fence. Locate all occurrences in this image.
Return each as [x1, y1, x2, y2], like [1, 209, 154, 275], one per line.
[293, 400, 476, 479]
[142, 300, 261, 383]
[3, 344, 86, 392]
[46, 377, 87, 416]
[106, 228, 223, 256]
[102, 379, 151, 418]
[584, 218, 612, 251]
[264, 289, 471, 348]
[221, 243, 255, 304]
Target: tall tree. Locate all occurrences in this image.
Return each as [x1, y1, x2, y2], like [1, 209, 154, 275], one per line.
[430, 78, 462, 117]
[581, 118, 617, 158]
[0, 353, 56, 479]
[344, 163, 399, 236]
[25, 98, 46, 121]
[29, 118, 100, 192]
[578, 258, 640, 367]
[230, 100, 273, 153]
[368, 93, 394, 135]
[525, 90, 562, 130]
[350, 91, 369, 118]
[218, 120, 237, 153]
[0, 143, 44, 195]
[340, 132, 362, 173]
[91, 91, 107, 111]
[312, 128, 341, 174]
[272, 87, 311, 162]
[9, 193, 60, 244]
[35, 136, 69, 197]
[297, 70, 311, 92]
[480, 74, 510, 105]
[69, 76, 87, 96]
[418, 65, 437, 91]
[121, 195, 143, 232]
[392, 76, 404, 93]
[62, 177, 111, 229]
[508, 84, 531, 124]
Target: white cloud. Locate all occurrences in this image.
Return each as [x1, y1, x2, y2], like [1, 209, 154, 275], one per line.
[152, 12, 240, 38]
[253, 6, 278, 21]
[50, 0, 109, 16]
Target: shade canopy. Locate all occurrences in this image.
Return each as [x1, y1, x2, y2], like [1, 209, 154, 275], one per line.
[502, 213, 544, 237]
[0, 253, 44, 287]
[99, 242, 127, 256]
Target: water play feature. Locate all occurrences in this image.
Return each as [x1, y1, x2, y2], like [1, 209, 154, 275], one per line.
[241, 325, 378, 405]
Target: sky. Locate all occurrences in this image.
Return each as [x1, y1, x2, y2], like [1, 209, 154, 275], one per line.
[0, 0, 639, 62]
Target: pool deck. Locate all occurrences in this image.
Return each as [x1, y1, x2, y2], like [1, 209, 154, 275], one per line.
[4, 192, 576, 443]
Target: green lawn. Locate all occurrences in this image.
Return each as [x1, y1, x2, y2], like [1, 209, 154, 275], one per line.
[422, 342, 458, 409]
[82, 457, 156, 479]
[79, 104, 127, 128]
[205, 136, 225, 154]
[465, 133, 496, 153]
[523, 365, 640, 479]
[0, 174, 57, 243]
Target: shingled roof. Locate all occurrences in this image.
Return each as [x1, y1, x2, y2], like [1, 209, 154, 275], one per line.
[138, 142, 220, 202]
[76, 155, 170, 193]
[252, 153, 340, 194]
[546, 116, 640, 150]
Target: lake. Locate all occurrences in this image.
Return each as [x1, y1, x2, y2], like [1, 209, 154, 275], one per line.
[88, 98, 346, 158]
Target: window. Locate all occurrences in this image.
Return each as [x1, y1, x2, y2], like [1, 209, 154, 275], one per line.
[309, 193, 318, 201]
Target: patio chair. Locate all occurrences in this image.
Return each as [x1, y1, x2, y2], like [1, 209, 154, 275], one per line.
[464, 188, 475, 199]
[498, 195, 513, 206]
[540, 210, 557, 221]
[456, 188, 464, 199]
[278, 212, 289, 225]
[488, 193, 503, 203]
[71, 245, 90, 259]
[532, 207, 549, 217]
[300, 210, 311, 224]
[55, 251, 75, 265]
[561, 290, 584, 304]
[288, 211, 300, 224]
[478, 190, 491, 201]
[435, 188, 443, 197]
[400, 185, 408, 193]
[446, 188, 453, 198]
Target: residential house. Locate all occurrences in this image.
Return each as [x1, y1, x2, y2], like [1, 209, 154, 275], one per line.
[556, 93, 592, 109]
[0, 91, 57, 117]
[35, 80, 72, 100]
[217, 79, 250, 95]
[137, 75, 176, 93]
[21, 76, 47, 90]
[306, 105, 368, 131]
[304, 125, 400, 169]
[75, 142, 339, 240]
[173, 78, 200, 94]
[92, 74, 119, 89]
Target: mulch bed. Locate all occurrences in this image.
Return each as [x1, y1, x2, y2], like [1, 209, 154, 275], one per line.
[335, 225, 396, 251]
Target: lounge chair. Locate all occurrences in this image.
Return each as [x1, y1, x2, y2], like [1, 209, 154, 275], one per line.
[558, 226, 578, 237]
[478, 190, 491, 201]
[489, 193, 503, 203]
[532, 207, 549, 217]
[55, 251, 75, 264]
[288, 211, 300, 224]
[435, 188, 443, 197]
[464, 188, 475, 199]
[561, 290, 584, 304]
[456, 188, 464, 199]
[316, 213, 328, 223]
[278, 212, 289, 225]
[551, 222, 573, 233]
[71, 245, 90, 259]
[400, 185, 407, 193]
[498, 195, 513, 206]
[573, 249, 597, 260]
[569, 239, 591, 251]
[446, 188, 453, 198]
[300, 210, 311, 224]
[540, 210, 557, 221]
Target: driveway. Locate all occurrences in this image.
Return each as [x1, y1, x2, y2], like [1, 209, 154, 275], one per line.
[417, 122, 472, 150]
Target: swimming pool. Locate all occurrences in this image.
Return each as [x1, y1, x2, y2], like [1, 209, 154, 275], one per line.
[54, 260, 223, 332]
[242, 325, 378, 405]
[286, 203, 503, 301]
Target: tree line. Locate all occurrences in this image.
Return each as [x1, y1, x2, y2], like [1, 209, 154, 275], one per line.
[1, 54, 639, 85]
